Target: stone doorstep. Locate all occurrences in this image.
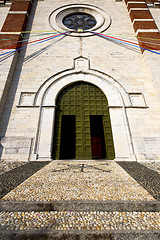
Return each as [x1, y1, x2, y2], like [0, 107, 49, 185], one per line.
[0, 230, 160, 240]
[1, 200, 160, 212]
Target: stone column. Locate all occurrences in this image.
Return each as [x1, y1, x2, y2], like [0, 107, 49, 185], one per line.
[36, 106, 56, 160]
[109, 107, 136, 161]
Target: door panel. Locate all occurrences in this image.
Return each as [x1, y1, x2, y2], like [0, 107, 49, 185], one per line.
[52, 82, 115, 160]
[90, 115, 106, 159]
[91, 137, 102, 158]
[60, 115, 75, 159]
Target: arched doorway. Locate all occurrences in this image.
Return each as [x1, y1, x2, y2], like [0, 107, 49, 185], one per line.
[52, 82, 115, 160]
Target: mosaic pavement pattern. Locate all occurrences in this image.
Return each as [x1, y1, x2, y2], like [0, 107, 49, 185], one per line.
[0, 160, 160, 235]
[1, 161, 155, 201]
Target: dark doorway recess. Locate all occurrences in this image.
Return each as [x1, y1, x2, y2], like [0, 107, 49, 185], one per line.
[60, 115, 75, 159]
[90, 115, 106, 159]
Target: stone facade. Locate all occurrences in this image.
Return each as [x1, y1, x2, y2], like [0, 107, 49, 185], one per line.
[0, 0, 160, 161]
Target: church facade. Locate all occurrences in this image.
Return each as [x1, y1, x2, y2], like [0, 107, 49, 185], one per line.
[0, 0, 160, 162]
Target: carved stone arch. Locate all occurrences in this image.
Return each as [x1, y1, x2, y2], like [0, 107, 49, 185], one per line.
[34, 59, 135, 161]
[42, 73, 125, 107]
[34, 70, 131, 107]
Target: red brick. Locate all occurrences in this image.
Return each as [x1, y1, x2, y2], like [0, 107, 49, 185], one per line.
[1, 13, 28, 32]
[137, 32, 160, 51]
[130, 10, 153, 22]
[127, 3, 148, 11]
[0, 34, 22, 49]
[10, 1, 32, 14]
[145, 0, 159, 3]
[133, 21, 157, 31]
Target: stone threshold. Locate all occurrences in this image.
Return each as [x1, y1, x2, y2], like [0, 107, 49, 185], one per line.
[1, 200, 160, 212]
[0, 229, 160, 240]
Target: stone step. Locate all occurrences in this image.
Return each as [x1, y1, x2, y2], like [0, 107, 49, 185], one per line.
[0, 230, 160, 240]
[0, 161, 159, 238]
[1, 200, 160, 212]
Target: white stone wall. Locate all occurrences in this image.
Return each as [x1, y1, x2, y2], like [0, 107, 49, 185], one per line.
[0, 5, 15, 119]
[149, 8, 160, 30]
[0, 6, 9, 30]
[0, 52, 18, 119]
[0, 0, 160, 161]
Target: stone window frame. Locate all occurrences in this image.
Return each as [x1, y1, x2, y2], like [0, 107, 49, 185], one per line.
[49, 4, 111, 37]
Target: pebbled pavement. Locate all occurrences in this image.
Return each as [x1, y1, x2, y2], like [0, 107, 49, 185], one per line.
[117, 162, 160, 201]
[0, 161, 50, 198]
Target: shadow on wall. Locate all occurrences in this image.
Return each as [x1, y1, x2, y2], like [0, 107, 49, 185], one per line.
[0, 0, 38, 160]
[23, 35, 66, 64]
[117, 162, 160, 201]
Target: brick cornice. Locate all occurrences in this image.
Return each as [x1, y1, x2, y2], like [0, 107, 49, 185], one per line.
[0, 0, 33, 49]
[125, 0, 160, 52]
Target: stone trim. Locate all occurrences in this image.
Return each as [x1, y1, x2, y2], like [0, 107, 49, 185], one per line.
[133, 19, 154, 23]
[154, 2, 160, 7]
[9, 10, 28, 14]
[129, 8, 149, 12]
[136, 29, 159, 34]
[0, 32, 23, 34]
[127, 2, 146, 6]
[125, 0, 146, 3]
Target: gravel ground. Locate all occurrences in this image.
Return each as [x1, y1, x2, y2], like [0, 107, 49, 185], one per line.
[118, 162, 160, 201]
[0, 161, 26, 175]
[1, 161, 155, 201]
[0, 160, 160, 233]
[0, 161, 50, 198]
[141, 161, 160, 174]
[0, 211, 160, 231]
[0, 160, 159, 175]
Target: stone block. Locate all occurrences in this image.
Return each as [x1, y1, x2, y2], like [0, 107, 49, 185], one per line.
[1, 136, 32, 160]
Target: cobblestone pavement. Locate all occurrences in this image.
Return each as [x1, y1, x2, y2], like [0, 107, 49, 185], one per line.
[0, 162, 50, 198]
[0, 211, 160, 230]
[0, 160, 160, 234]
[118, 162, 160, 201]
[0, 161, 26, 175]
[141, 161, 160, 174]
[1, 161, 155, 201]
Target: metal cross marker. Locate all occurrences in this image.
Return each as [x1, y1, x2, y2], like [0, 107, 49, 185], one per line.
[52, 163, 111, 173]
[81, 164, 84, 172]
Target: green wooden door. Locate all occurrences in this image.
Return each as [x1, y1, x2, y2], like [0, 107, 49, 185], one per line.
[52, 82, 115, 160]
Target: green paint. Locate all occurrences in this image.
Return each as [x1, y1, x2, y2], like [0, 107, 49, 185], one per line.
[52, 82, 115, 160]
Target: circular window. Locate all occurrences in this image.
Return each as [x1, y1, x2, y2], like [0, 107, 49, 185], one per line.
[49, 4, 111, 37]
[63, 13, 96, 30]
